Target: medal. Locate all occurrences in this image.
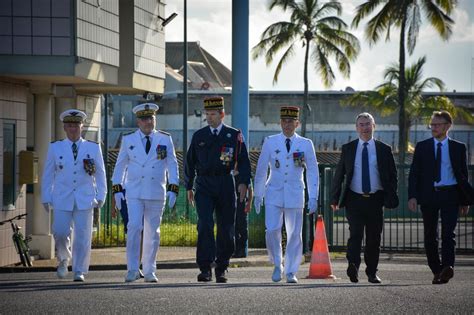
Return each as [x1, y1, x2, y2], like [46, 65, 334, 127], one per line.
[275, 159, 280, 168]
[293, 152, 306, 168]
[220, 146, 234, 166]
[83, 154, 96, 175]
[156, 145, 167, 160]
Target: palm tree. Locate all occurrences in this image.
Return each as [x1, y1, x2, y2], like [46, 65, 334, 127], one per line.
[252, 0, 360, 137]
[352, 0, 457, 164]
[343, 56, 473, 150]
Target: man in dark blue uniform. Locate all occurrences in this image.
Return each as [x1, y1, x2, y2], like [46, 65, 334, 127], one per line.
[185, 96, 251, 283]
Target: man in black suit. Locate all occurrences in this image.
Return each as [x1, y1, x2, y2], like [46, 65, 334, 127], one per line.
[408, 110, 471, 285]
[330, 113, 398, 284]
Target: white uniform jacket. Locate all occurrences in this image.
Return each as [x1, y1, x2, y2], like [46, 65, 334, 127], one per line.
[112, 129, 179, 200]
[254, 133, 319, 208]
[41, 138, 107, 211]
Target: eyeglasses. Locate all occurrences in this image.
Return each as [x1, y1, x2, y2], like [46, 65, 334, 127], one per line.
[429, 122, 448, 129]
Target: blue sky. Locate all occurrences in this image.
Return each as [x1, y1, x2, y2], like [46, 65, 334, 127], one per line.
[164, 0, 474, 93]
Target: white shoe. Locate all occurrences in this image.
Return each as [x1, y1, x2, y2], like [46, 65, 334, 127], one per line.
[144, 273, 158, 283]
[57, 260, 69, 279]
[139, 269, 144, 278]
[73, 272, 85, 282]
[125, 270, 141, 283]
[286, 273, 298, 283]
[272, 265, 283, 282]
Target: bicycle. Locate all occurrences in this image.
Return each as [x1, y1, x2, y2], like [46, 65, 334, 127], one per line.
[0, 213, 33, 267]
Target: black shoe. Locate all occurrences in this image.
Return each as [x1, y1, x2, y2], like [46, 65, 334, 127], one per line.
[432, 273, 442, 284]
[215, 269, 228, 283]
[439, 266, 454, 284]
[197, 270, 212, 282]
[232, 252, 247, 258]
[368, 274, 382, 284]
[347, 263, 359, 283]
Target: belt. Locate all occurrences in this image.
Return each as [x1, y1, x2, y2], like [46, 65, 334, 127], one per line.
[197, 170, 231, 176]
[350, 190, 382, 198]
[433, 185, 457, 192]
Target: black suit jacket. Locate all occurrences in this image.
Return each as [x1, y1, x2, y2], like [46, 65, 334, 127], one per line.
[408, 137, 473, 206]
[330, 139, 399, 209]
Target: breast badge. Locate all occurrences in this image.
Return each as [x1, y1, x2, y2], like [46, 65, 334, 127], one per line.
[293, 151, 306, 168]
[156, 145, 167, 160]
[83, 154, 96, 175]
[275, 159, 280, 168]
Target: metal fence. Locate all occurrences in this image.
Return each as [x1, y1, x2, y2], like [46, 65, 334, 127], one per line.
[93, 165, 474, 254]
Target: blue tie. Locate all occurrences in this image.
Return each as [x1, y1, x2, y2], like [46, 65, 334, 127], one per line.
[362, 142, 371, 194]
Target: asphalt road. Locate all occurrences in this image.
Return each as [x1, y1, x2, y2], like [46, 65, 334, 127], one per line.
[0, 262, 472, 314]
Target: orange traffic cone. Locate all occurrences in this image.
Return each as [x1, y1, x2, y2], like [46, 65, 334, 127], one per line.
[307, 215, 335, 279]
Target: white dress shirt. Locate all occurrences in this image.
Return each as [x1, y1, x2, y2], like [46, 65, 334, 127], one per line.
[350, 138, 383, 194]
[209, 123, 223, 135]
[433, 137, 457, 186]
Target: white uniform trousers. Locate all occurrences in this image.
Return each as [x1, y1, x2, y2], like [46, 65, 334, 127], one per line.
[126, 198, 165, 275]
[265, 204, 303, 275]
[53, 205, 93, 274]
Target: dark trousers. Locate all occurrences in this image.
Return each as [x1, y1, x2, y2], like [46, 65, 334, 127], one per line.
[420, 189, 459, 275]
[195, 175, 236, 272]
[234, 193, 248, 256]
[345, 190, 384, 276]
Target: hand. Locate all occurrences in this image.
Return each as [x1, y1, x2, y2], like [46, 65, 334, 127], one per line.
[96, 200, 104, 208]
[254, 196, 263, 215]
[167, 191, 177, 208]
[42, 203, 51, 212]
[459, 205, 470, 216]
[330, 204, 339, 211]
[238, 184, 247, 203]
[114, 192, 125, 211]
[308, 198, 317, 214]
[408, 198, 418, 212]
[187, 190, 195, 208]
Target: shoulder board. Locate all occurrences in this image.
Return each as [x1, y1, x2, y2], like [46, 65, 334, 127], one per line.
[86, 139, 98, 144]
[224, 125, 239, 133]
[158, 130, 170, 136]
[50, 139, 63, 143]
[123, 131, 134, 136]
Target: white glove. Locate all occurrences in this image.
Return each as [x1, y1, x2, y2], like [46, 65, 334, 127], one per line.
[254, 196, 263, 215]
[167, 191, 177, 208]
[96, 200, 104, 208]
[308, 198, 317, 214]
[42, 203, 51, 212]
[114, 192, 125, 211]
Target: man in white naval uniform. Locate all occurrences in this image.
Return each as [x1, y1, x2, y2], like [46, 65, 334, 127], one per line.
[42, 109, 107, 282]
[254, 106, 319, 283]
[112, 103, 179, 283]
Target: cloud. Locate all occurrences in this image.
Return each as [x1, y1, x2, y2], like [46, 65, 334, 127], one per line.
[164, 0, 473, 92]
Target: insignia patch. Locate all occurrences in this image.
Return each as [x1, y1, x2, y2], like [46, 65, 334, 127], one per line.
[199, 142, 206, 147]
[275, 159, 280, 168]
[226, 133, 231, 138]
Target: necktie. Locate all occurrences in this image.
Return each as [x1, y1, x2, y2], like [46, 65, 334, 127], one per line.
[285, 138, 291, 152]
[213, 129, 218, 136]
[362, 142, 371, 194]
[72, 142, 78, 160]
[145, 135, 151, 154]
[435, 142, 442, 182]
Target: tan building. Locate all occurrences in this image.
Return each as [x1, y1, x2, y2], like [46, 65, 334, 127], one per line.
[0, 0, 171, 266]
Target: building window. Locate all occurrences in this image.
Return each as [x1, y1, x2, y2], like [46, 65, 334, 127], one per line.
[3, 121, 16, 210]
